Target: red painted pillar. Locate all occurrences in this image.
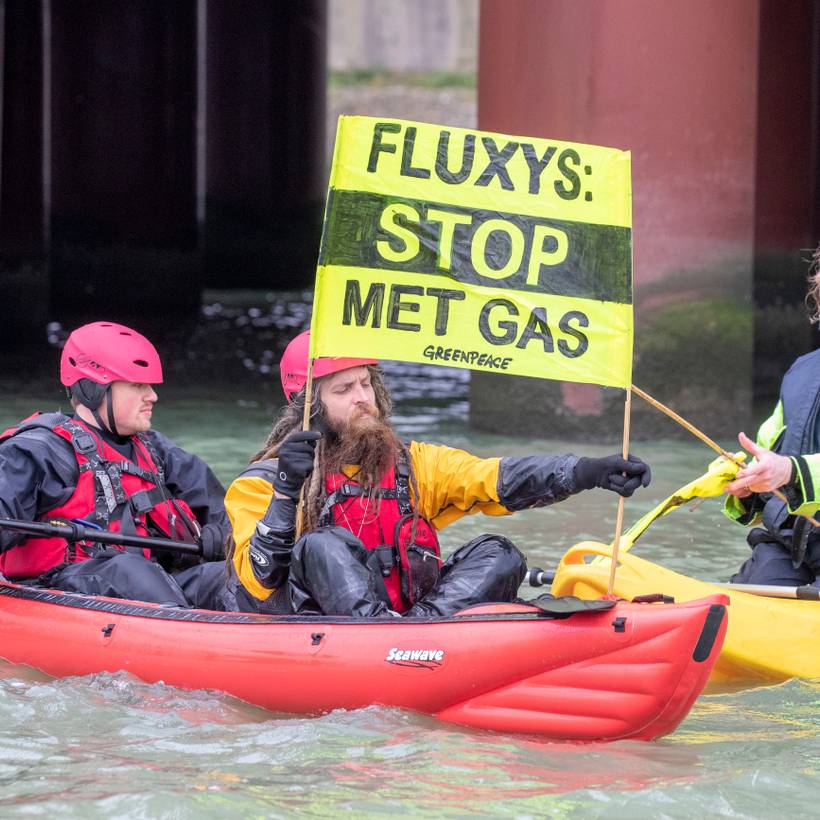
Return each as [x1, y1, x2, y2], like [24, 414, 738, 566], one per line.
[479, 0, 759, 286]
[473, 0, 762, 437]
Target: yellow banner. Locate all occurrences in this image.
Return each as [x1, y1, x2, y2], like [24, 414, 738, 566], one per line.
[314, 265, 632, 386]
[311, 116, 633, 388]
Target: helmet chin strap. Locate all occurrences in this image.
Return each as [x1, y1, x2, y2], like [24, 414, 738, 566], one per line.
[90, 385, 120, 437]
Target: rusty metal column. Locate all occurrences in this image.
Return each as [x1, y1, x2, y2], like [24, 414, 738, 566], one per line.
[0, 0, 48, 351]
[48, 0, 199, 330]
[472, 0, 760, 439]
[204, 0, 327, 289]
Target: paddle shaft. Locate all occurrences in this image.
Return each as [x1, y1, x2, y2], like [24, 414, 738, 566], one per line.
[631, 384, 820, 528]
[720, 582, 820, 600]
[0, 517, 202, 556]
[528, 566, 819, 601]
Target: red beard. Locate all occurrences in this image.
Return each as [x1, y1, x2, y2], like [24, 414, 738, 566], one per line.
[324, 406, 402, 488]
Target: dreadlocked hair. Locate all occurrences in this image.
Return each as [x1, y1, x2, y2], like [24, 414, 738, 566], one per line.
[807, 245, 820, 325]
[248, 365, 412, 534]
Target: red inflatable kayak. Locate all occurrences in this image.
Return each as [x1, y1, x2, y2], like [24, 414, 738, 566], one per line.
[0, 582, 727, 741]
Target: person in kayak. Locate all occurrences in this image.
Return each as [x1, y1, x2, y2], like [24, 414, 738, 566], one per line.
[725, 245, 820, 587]
[225, 329, 652, 617]
[0, 321, 235, 609]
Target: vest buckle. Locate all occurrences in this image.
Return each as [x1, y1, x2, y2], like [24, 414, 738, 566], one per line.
[73, 432, 97, 454]
[130, 489, 156, 515]
[373, 544, 396, 577]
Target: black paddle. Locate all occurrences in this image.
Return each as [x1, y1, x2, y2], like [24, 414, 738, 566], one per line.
[0, 517, 203, 556]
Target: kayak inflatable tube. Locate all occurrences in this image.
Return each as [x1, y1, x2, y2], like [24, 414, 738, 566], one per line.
[0, 580, 727, 741]
[553, 541, 819, 685]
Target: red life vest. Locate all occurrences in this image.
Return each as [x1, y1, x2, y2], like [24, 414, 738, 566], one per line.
[0, 414, 201, 580]
[318, 453, 441, 613]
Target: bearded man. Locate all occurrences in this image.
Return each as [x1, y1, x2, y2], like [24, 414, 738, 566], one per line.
[226, 330, 652, 617]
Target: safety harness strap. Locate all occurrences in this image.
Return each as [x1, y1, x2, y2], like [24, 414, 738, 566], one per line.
[317, 449, 414, 528]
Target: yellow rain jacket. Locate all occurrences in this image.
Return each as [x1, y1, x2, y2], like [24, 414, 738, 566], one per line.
[227, 442, 577, 601]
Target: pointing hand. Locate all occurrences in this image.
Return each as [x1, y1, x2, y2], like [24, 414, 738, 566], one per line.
[725, 432, 793, 497]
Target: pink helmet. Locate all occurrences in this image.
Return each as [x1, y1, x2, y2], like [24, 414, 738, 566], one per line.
[60, 321, 163, 387]
[280, 330, 377, 402]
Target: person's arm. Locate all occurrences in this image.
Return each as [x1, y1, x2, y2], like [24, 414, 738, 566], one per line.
[226, 461, 296, 601]
[0, 431, 77, 551]
[780, 452, 820, 517]
[498, 452, 650, 507]
[147, 431, 230, 552]
[409, 442, 650, 530]
[726, 427, 820, 519]
[723, 402, 785, 525]
[409, 442, 581, 529]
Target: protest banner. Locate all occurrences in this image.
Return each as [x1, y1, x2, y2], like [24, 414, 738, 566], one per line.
[310, 116, 633, 388]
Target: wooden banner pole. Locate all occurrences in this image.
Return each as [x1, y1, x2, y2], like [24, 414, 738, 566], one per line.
[631, 384, 819, 528]
[295, 359, 316, 539]
[607, 387, 633, 595]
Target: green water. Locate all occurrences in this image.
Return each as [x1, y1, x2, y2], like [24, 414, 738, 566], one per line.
[0, 343, 818, 816]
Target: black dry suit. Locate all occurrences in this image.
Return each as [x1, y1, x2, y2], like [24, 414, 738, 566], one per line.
[0, 413, 234, 608]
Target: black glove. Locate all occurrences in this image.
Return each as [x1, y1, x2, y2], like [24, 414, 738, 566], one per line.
[199, 523, 226, 561]
[574, 454, 651, 498]
[272, 431, 321, 499]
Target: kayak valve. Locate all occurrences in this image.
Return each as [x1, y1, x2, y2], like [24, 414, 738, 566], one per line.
[528, 567, 555, 587]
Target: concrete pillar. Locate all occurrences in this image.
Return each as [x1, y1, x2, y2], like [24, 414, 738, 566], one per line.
[473, 0, 762, 439]
[204, 0, 327, 290]
[0, 0, 48, 350]
[48, 0, 199, 330]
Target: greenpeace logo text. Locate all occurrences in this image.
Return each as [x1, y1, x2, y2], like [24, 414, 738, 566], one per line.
[385, 647, 445, 669]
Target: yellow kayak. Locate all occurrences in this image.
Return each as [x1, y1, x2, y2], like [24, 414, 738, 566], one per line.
[552, 541, 820, 685]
